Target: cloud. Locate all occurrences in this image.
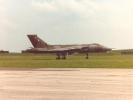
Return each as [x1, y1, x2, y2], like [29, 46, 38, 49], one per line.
[0, 0, 7, 32]
[0, 0, 8, 49]
[31, 0, 98, 17]
[31, 0, 124, 18]
[32, 0, 58, 12]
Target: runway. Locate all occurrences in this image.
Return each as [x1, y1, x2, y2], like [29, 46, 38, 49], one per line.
[0, 68, 133, 100]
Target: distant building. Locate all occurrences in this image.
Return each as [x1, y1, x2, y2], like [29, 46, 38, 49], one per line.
[0, 50, 9, 53]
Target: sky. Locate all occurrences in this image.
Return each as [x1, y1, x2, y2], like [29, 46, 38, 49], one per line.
[1, 0, 133, 52]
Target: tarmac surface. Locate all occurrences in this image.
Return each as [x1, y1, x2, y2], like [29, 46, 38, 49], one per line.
[0, 68, 133, 100]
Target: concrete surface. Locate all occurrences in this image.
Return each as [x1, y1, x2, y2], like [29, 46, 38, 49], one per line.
[0, 68, 133, 100]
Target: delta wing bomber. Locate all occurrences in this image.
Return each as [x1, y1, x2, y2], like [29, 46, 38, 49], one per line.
[22, 34, 111, 59]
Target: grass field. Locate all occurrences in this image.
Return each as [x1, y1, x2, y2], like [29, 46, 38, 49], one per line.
[0, 52, 133, 68]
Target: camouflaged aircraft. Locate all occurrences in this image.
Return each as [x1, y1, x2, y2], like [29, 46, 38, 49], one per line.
[22, 34, 111, 59]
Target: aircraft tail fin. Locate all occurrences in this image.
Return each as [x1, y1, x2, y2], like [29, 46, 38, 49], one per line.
[27, 34, 48, 48]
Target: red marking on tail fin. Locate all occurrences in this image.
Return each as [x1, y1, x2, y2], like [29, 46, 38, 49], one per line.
[27, 34, 48, 48]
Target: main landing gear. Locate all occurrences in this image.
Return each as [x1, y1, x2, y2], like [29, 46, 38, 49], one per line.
[56, 53, 67, 60]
